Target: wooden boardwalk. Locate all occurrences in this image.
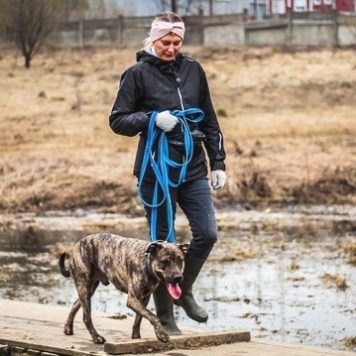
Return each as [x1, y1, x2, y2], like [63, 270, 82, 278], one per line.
[0, 300, 354, 356]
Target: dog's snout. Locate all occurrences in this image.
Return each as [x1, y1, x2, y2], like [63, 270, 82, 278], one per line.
[173, 274, 183, 284]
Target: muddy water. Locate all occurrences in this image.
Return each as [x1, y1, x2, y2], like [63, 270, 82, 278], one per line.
[0, 205, 355, 351]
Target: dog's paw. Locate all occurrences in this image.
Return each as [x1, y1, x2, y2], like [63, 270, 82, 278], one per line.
[156, 328, 170, 343]
[93, 335, 106, 344]
[63, 325, 73, 335]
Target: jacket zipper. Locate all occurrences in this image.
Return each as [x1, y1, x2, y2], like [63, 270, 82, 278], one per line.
[172, 70, 184, 111]
[177, 86, 184, 111]
[175, 76, 185, 135]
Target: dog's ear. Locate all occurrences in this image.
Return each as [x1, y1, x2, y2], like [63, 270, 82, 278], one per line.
[177, 243, 189, 255]
[144, 241, 164, 255]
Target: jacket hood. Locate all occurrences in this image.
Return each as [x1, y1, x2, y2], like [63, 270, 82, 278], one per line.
[136, 50, 184, 70]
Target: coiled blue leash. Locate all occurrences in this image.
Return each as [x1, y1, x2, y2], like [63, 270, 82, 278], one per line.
[138, 108, 204, 243]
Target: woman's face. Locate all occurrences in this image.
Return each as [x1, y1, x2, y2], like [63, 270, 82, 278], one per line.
[153, 33, 183, 62]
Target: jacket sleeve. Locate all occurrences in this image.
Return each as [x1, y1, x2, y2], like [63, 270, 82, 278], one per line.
[109, 68, 150, 137]
[197, 65, 226, 172]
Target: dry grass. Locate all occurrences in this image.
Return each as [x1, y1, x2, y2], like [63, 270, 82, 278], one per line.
[321, 273, 349, 291]
[344, 243, 356, 265]
[344, 336, 356, 350]
[209, 247, 259, 262]
[0, 46, 355, 213]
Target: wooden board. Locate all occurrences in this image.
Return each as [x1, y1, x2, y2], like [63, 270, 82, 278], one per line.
[104, 330, 251, 354]
[0, 300, 249, 355]
[0, 300, 354, 356]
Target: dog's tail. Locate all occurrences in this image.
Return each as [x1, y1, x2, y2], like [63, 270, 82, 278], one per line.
[59, 253, 71, 278]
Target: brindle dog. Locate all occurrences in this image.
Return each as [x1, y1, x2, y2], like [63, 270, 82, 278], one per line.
[59, 233, 188, 344]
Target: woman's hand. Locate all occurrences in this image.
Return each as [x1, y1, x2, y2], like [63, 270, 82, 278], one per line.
[211, 170, 226, 190]
[155, 111, 179, 132]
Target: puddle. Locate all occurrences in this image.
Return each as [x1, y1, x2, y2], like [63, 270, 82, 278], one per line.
[0, 205, 355, 351]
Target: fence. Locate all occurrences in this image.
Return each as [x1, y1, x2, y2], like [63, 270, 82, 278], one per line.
[10, 11, 356, 48]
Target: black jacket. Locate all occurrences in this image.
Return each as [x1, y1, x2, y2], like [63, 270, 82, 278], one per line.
[109, 50, 226, 182]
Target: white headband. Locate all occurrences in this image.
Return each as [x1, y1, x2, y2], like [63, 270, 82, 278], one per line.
[150, 21, 185, 43]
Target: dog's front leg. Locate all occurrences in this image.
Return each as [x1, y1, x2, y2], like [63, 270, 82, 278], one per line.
[131, 295, 150, 339]
[127, 293, 170, 343]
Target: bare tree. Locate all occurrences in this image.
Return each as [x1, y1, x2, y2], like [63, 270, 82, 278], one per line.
[171, 0, 178, 13]
[208, 0, 213, 15]
[156, 0, 203, 16]
[0, 0, 72, 68]
[10, 0, 63, 68]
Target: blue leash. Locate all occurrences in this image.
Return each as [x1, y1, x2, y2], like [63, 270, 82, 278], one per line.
[138, 108, 204, 243]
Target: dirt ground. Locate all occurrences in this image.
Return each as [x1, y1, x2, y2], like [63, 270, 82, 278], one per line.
[0, 45, 355, 214]
[0, 45, 355, 352]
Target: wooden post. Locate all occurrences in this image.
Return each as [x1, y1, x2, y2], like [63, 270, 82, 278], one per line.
[200, 15, 205, 46]
[287, 7, 293, 46]
[78, 19, 84, 48]
[117, 15, 124, 45]
[242, 8, 248, 46]
[332, 9, 338, 47]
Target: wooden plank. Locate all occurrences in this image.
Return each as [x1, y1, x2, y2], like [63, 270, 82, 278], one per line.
[0, 300, 250, 355]
[104, 330, 251, 354]
[0, 300, 354, 356]
[236, 339, 356, 356]
[0, 339, 103, 356]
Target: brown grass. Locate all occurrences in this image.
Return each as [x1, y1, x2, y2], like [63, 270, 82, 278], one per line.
[0, 46, 355, 213]
[321, 273, 349, 291]
[344, 243, 356, 265]
[344, 336, 356, 350]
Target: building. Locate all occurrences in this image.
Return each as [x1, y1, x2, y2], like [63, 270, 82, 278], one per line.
[266, 0, 356, 14]
[68, 0, 356, 19]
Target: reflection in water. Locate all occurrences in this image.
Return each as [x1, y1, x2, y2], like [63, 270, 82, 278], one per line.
[0, 206, 355, 351]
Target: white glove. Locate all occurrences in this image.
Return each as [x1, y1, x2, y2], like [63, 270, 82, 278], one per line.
[155, 111, 179, 132]
[211, 170, 226, 190]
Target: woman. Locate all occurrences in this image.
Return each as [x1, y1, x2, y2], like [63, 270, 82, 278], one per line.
[109, 12, 226, 335]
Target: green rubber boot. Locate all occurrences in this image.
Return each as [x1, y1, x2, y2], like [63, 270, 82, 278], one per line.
[175, 256, 208, 322]
[153, 283, 182, 335]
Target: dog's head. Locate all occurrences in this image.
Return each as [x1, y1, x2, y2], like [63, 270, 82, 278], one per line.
[144, 241, 189, 299]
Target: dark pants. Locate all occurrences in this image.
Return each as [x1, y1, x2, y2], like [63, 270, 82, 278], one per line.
[140, 178, 217, 259]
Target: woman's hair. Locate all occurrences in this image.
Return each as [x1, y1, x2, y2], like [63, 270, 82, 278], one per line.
[142, 12, 184, 50]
